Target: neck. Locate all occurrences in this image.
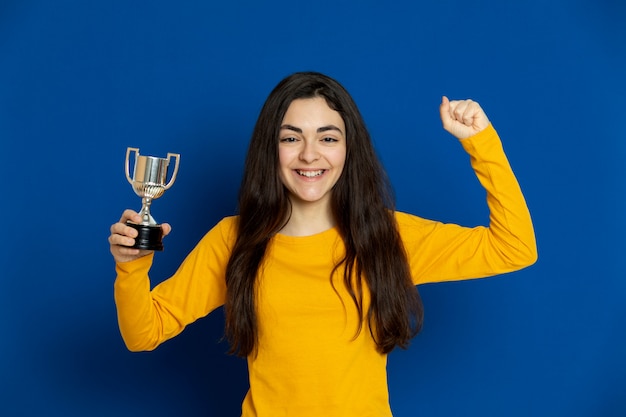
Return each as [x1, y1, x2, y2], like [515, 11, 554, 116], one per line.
[280, 198, 335, 237]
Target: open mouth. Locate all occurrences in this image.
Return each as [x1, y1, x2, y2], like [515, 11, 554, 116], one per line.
[296, 169, 325, 178]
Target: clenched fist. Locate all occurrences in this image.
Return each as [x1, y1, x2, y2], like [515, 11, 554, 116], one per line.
[439, 96, 490, 140]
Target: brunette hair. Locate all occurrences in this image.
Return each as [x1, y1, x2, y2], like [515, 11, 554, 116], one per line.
[224, 72, 423, 356]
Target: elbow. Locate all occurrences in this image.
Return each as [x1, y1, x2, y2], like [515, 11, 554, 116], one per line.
[123, 339, 158, 353]
[520, 247, 538, 269]
[527, 244, 539, 266]
[491, 232, 538, 272]
[124, 340, 147, 352]
[511, 237, 538, 270]
[119, 330, 160, 353]
[522, 232, 539, 267]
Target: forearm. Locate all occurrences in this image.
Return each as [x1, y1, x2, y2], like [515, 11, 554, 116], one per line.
[404, 124, 537, 284]
[460, 124, 537, 268]
[113, 218, 234, 351]
[114, 254, 167, 351]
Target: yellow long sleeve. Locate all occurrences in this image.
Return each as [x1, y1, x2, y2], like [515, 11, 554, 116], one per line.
[113, 123, 536, 416]
[400, 123, 537, 284]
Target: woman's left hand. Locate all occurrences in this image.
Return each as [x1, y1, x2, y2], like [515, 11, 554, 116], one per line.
[439, 96, 490, 140]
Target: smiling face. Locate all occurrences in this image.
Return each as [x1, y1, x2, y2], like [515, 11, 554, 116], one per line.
[278, 97, 347, 211]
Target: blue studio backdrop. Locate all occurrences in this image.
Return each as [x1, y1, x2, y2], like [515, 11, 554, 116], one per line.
[1, 1, 625, 416]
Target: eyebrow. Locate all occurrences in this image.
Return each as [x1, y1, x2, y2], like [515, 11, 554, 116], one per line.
[280, 124, 344, 135]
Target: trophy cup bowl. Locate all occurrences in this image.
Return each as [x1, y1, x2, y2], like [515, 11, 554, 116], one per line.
[124, 147, 180, 251]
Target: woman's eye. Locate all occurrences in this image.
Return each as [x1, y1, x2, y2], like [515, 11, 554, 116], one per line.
[280, 137, 297, 143]
[322, 137, 338, 143]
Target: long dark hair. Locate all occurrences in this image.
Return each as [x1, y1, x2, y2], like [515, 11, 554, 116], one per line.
[224, 72, 423, 356]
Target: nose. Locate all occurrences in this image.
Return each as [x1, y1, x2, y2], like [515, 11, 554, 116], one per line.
[299, 139, 320, 163]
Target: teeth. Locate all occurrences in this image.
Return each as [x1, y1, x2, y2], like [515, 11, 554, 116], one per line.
[297, 170, 324, 178]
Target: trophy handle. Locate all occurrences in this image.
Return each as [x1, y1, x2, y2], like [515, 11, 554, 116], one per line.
[125, 147, 139, 185]
[164, 152, 180, 190]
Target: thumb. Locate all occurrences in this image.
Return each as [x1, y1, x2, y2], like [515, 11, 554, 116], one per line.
[439, 95, 452, 127]
[161, 223, 172, 237]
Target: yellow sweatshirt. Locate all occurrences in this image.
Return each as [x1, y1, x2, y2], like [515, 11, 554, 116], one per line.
[114, 124, 537, 416]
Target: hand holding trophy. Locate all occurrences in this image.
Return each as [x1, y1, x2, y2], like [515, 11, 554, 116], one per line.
[124, 147, 180, 251]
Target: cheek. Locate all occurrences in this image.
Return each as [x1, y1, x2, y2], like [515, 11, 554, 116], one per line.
[278, 147, 293, 167]
[332, 149, 347, 172]
[277, 151, 291, 183]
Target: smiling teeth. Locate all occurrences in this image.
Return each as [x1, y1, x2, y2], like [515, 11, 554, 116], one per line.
[297, 170, 324, 177]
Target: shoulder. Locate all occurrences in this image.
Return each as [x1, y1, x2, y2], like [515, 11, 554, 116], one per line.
[215, 215, 239, 231]
[393, 211, 435, 228]
[392, 211, 442, 239]
[198, 215, 239, 247]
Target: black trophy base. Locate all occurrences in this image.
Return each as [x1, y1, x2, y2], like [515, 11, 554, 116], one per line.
[126, 221, 164, 251]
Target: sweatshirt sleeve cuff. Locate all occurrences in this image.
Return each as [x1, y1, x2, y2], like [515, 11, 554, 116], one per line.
[115, 253, 154, 278]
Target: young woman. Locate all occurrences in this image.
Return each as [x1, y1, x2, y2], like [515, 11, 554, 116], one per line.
[109, 72, 537, 416]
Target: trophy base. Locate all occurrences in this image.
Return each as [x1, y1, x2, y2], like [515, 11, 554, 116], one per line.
[126, 221, 164, 251]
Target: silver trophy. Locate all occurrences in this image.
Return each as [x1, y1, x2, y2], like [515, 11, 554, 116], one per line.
[124, 147, 180, 251]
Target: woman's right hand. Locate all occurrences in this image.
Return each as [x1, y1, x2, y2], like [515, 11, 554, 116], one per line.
[109, 209, 172, 263]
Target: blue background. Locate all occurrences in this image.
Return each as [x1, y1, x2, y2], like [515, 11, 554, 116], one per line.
[1, 0, 625, 416]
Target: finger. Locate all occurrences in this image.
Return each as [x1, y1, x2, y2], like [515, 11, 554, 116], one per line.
[461, 102, 477, 126]
[108, 227, 137, 247]
[439, 95, 450, 117]
[120, 209, 142, 224]
[439, 96, 455, 128]
[449, 99, 467, 123]
[161, 223, 172, 237]
[459, 100, 489, 130]
[110, 221, 138, 239]
[468, 101, 489, 129]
